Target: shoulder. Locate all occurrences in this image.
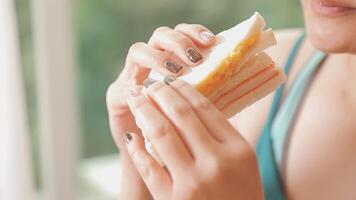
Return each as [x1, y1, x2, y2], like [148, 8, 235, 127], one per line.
[229, 28, 304, 146]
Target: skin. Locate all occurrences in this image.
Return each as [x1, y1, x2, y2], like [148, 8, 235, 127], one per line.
[125, 81, 263, 200]
[106, 0, 356, 199]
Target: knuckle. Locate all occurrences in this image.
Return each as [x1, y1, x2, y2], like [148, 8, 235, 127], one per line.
[207, 155, 221, 170]
[169, 102, 191, 116]
[205, 155, 228, 178]
[192, 24, 207, 31]
[173, 79, 190, 89]
[105, 82, 125, 109]
[148, 123, 170, 140]
[148, 81, 166, 94]
[105, 82, 133, 120]
[175, 23, 205, 31]
[139, 159, 156, 179]
[161, 50, 174, 58]
[128, 42, 145, 56]
[140, 159, 167, 187]
[170, 33, 191, 46]
[152, 51, 171, 65]
[105, 83, 115, 104]
[153, 26, 171, 35]
[174, 23, 187, 30]
[140, 165, 151, 180]
[191, 97, 212, 110]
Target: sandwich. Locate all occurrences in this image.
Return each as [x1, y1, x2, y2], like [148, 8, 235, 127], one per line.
[150, 12, 286, 118]
[147, 12, 286, 165]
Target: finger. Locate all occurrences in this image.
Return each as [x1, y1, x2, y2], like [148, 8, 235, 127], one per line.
[165, 77, 240, 142]
[126, 88, 194, 173]
[143, 79, 218, 156]
[126, 42, 186, 77]
[175, 23, 216, 47]
[148, 26, 203, 65]
[125, 132, 172, 196]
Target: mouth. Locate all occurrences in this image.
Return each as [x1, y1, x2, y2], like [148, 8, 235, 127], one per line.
[311, 0, 356, 17]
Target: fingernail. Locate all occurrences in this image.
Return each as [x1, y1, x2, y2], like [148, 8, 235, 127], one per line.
[165, 60, 183, 74]
[143, 78, 156, 88]
[125, 132, 133, 144]
[163, 75, 176, 85]
[200, 31, 215, 42]
[186, 47, 202, 63]
[128, 88, 141, 98]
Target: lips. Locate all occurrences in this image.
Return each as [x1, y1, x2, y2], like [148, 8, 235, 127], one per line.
[311, 0, 356, 16]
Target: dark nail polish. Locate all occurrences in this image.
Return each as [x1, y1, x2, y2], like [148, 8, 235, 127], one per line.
[125, 133, 133, 144]
[163, 75, 176, 85]
[143, 78, 156, 88]
[165, 60, 183, 74]
[186, 47, 203, 63]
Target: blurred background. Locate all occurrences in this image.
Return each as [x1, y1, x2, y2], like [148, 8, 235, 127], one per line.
[2, 0, 303, 199]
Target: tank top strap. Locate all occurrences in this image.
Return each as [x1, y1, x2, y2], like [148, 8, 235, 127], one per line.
[262, 32, 306, 129]
[256, 31, 306, 200]
[271, 51, 327, 168]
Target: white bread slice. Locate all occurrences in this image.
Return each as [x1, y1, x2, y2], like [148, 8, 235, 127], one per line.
[145, 12, 286, 166]
[209, 52, 275, 100]
[221, 69, 285, 117]
[212, 52, 286, 117]
[206, 30, 276, 100]
[178, 12, 266, 86]
[150, 12, 270, 96]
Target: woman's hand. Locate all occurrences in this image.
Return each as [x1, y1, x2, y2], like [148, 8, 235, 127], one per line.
[125, 78, 264, 200]
[106, 24, 216, 199]
[106, 24, 216, 150]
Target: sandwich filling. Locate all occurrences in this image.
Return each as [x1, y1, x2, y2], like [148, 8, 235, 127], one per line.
[195, 33, 261, 96]
[213, 64, 281, 110]
[222, 72, 279, 110]
[145, 12, 287, 165]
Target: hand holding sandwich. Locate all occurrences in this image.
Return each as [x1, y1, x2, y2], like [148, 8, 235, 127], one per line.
[107, 13, 280, 199]
[125, 79, 264, 200]
[106, 24, 217, 199]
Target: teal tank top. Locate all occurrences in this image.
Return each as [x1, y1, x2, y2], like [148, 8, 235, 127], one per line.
[256, 32, 327, 200]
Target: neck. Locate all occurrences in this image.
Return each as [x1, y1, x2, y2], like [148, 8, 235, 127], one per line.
[329, 53, 356, 77]
[345, 53, 356, 65]
[333, 53, 356, 66]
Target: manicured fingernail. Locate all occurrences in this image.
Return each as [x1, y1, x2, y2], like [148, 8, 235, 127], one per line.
[143, 78, 156, 88]
[163, 75, 176, 85]
[165, 60, 183, 74]
[186, 47, 202, 63]
[128, 88, 141, 98]
[125, 132, 133, 144]
[200, 31, 215, 42]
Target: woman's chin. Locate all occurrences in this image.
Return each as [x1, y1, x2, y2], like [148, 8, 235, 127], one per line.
[305, 23, 356, 54]
[302, 0, 356, 54]
[308, 34, 349, 53]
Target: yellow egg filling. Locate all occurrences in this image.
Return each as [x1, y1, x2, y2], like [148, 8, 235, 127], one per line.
[195, 33, 260, 96]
